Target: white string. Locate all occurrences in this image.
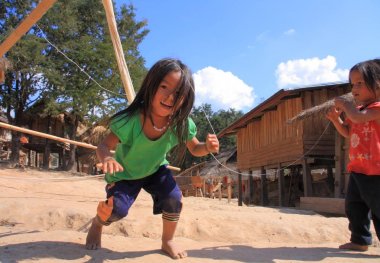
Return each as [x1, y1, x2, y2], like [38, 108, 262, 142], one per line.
[34, 24, 125, 99]
[0, 174, 105, 182]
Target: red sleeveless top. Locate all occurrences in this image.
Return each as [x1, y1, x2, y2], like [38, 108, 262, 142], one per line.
[347, 102, 380, 175]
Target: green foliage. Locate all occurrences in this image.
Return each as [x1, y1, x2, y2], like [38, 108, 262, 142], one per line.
[0, 0, 148, 125]
[0, 0, 149, 168]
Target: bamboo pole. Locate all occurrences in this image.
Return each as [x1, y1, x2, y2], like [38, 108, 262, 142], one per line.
[0, 0, 57, 83]
[101, 2, 181, 172]
[0, 121, 97, 150]
[0, 0, 57, 57]
[0, 121, 180, 172]
[102, 0, 136, 103]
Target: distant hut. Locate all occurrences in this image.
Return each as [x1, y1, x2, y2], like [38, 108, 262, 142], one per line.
[77, 125, 109, 174]
[0, 112, 11, 160]
[0, 58, 11, 84]
[176, 149, 237, 199]
[218, 82, 351, 212]
[20, 99, 87, 170]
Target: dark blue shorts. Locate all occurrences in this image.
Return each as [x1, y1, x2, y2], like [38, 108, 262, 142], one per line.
[96, 165, 182, 225]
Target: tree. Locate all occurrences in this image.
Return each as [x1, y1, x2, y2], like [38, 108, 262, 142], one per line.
[0, 0, 149, 169]
[0, 0, 49, 166]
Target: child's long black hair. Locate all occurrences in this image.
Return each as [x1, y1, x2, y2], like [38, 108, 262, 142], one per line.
[349, 58, 380, 97]
[110, 58, 195, 164]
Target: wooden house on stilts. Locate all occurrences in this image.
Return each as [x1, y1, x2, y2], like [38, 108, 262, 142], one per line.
[218, 82, 351, 214]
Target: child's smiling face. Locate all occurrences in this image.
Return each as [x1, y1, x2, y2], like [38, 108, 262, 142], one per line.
[151, 70, 182, 118]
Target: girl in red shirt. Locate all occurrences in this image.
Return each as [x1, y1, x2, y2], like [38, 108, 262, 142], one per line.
[327, 58, 380, 251]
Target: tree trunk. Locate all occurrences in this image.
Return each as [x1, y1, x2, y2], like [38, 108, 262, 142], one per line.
[43, 116, 51, 169]
[9, 131, 21, 167]
[63, 114, 79, 172]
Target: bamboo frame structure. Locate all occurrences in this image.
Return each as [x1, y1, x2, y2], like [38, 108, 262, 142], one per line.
[102, 0, 136, 103]
[0, 1, 181, 172]
[0, 121, 180, 172]
[0, 0, 57, 83]
[0, 0, 58, 58]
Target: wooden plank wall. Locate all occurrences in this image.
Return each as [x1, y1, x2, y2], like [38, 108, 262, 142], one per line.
[302, 86, 351, 156]
[237, 97, 303, 170]
[29, 116, 65, 144]
[237, 85, 351, 171]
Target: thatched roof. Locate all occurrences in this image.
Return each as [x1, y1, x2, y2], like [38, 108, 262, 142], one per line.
[77, 125, 110, 164]
[0, 58, 12, 71]
[0, 112, 8, 123]
[177, 148, 237, 178]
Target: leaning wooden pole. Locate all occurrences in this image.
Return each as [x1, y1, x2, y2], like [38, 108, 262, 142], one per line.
[0, 121, 98, 150]
[102, 0, 136, 103]
[0, 0, 57, 83]
[0, 0, 57, 57]
[0, 122, 180, 172]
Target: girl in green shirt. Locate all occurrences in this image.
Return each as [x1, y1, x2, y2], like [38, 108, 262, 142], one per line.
[86, 58, 219, 259]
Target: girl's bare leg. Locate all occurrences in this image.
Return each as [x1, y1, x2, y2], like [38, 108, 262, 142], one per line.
[86, 217, 103, 250]
[161, 219, 187, 259]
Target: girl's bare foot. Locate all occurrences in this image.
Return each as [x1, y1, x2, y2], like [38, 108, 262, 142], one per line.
[161, 239, 187, 259]
[339, 242, 368, 252]
[85, 217, 103, 250]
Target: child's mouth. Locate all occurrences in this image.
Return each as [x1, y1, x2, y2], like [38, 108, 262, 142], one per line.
[160, 101, 173, 109]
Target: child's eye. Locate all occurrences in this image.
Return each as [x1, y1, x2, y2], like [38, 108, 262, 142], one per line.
[351, 82, 365, 89]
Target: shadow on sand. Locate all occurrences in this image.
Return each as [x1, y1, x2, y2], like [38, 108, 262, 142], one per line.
[188, 245, 379, 262]
[0, 240, 162, 263]
[1, 240, 379, 263]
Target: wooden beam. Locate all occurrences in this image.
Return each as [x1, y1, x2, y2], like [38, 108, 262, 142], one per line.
[300, 197, 345, 215]
[0, 121, 182, 172]
[226, 176, 232, 203]
[302, 158, 312, 197]
[334, 131, 345, 198]
[260, 166, 269, 206]
[102, 0, 135, 103]
[248, 170, 254, 204]
[238, 170, 243, 206]
[277, 165, 285, 206]
[0, 0, 57, 57]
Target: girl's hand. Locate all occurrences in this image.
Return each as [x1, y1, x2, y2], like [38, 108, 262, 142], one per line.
[101, 156, 124, 174]
[206, 133, 220, 154]
[326, 107, 342, 122]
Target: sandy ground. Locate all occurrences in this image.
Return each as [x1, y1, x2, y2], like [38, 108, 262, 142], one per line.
[0, 166, 379, 263]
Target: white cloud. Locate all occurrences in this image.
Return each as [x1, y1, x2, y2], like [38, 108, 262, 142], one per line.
[284, 28, 296, 36]
[275, 55, 349, 89]
[256, 31, 269, 42]
[193, 67, 256, 112]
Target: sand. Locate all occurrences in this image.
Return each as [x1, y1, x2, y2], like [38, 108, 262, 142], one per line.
[0, 166, 379, 263]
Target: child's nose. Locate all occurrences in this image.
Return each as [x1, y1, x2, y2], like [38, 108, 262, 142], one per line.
[166, 91, 176, 101]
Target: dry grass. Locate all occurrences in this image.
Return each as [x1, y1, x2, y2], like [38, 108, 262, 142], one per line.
[287, 92, 353, 124]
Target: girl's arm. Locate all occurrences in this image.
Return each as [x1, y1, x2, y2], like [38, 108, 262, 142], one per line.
[326, 108, 349, 138]
[186, 133, 219, 157]
[96, 131, 124, 173]
[335, 97, 380, 123]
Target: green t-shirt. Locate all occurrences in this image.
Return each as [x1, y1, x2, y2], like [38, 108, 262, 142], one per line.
[105, 113, 196, 183]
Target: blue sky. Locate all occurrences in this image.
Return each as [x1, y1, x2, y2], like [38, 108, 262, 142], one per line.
[116, 0, 380, 112]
